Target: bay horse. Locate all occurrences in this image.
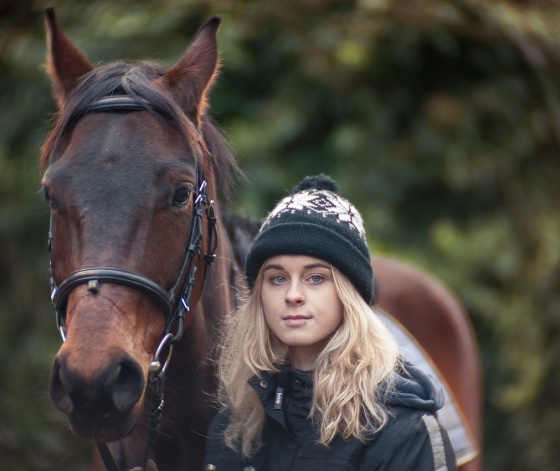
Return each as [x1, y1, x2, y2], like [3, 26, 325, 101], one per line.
[41, 9, 481, 471]
[42, 9, 238, 470]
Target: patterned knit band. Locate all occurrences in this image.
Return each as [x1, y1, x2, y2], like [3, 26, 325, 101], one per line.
[245, 175, 374, 304]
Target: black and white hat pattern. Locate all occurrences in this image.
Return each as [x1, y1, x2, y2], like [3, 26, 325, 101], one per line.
[261, 188, 367, 238]
[245, 175, 375, 304]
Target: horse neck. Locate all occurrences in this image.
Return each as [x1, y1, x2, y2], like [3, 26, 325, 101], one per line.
[145, 203, 235, 466]
[115, 210, 235, 469]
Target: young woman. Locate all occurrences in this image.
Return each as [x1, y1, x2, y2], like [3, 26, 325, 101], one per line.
[204, 175, 457, 470]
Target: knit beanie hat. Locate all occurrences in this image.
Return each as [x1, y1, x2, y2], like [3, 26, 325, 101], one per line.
[245, 174, 374, 304]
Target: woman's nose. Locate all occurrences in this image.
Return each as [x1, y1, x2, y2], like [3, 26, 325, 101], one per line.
[285, 281, 305, 305]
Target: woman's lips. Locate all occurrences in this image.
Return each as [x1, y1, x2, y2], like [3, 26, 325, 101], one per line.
[283, 315, 310, 326]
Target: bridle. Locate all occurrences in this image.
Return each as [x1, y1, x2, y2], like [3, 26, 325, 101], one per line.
[47, 96, 218, 471]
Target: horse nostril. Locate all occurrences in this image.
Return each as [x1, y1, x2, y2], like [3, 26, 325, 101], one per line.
[106, 357, 145, 412]
[49, 359, 74, 414]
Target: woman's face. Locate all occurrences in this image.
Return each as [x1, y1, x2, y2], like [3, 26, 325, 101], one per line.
[260, 254, 344, 370]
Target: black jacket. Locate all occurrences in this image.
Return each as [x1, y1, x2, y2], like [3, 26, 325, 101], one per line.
[204, 361, 457, 470]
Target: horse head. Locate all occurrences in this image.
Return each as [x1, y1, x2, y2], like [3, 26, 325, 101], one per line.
[41, 10, 236, 460]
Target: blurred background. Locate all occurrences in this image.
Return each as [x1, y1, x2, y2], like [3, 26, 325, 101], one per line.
[1, 0, 559, 469]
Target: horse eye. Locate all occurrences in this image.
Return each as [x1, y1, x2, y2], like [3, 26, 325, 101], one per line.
[43, 188, 57, 210]
[173, 185, 193, 206]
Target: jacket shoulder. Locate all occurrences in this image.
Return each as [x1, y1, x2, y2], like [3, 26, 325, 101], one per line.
[360, 407, 458, 471]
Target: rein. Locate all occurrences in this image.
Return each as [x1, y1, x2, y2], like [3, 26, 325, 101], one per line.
[47, 96, 218, 471]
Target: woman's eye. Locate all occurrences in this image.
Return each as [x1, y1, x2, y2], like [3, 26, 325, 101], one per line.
[271, 275, 286, 284]
[309, 274, 324, 283]
[173, 185, 193, 206]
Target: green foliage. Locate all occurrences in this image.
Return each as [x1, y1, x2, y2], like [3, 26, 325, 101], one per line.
[1, 0, 559, 469]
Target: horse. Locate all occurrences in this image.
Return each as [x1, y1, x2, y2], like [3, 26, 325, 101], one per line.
[41, 9, 481, 471]
[42, 9, 239, 470]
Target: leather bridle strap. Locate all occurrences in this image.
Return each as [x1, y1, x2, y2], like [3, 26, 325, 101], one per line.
[52, 267, 173, 316]
[96, 442, 120, 471]
[88, 96, 150, 113]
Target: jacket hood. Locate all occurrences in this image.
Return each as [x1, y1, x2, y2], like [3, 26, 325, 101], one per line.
[387, 360, 445, 413]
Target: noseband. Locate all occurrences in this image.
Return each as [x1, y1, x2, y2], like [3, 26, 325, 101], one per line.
[47, 96, 218, 471]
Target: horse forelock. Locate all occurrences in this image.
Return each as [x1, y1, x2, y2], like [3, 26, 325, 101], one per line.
[41, 60, 241, 201]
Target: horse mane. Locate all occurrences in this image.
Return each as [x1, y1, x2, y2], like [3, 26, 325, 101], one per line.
[41, 60, 242, 201]
[221, 212, 262, 268]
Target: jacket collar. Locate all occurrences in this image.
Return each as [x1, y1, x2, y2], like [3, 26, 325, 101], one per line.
[247, 365, 314, 429]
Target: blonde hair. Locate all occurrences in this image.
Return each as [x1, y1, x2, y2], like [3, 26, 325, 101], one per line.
[215, 265, 399, 457]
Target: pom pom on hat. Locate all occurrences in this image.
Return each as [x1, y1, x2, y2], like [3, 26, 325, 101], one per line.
[291, 174, 340, 194]
[245, 174, 375, 304]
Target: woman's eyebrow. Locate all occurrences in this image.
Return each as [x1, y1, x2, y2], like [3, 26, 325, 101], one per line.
[263, 262, 332, 271]
[304, 263, 331, 270]
[263, 263, 284, 271]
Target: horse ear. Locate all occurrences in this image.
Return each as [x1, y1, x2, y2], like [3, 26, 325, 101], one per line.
[159, 16, 221, 125]
[45, 8, 94, 107]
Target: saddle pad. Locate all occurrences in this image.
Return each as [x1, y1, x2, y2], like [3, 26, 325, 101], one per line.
[378, 311, 478, 466]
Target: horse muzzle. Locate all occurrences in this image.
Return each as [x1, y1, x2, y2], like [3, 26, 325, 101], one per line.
[49, 351, 145, 441]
